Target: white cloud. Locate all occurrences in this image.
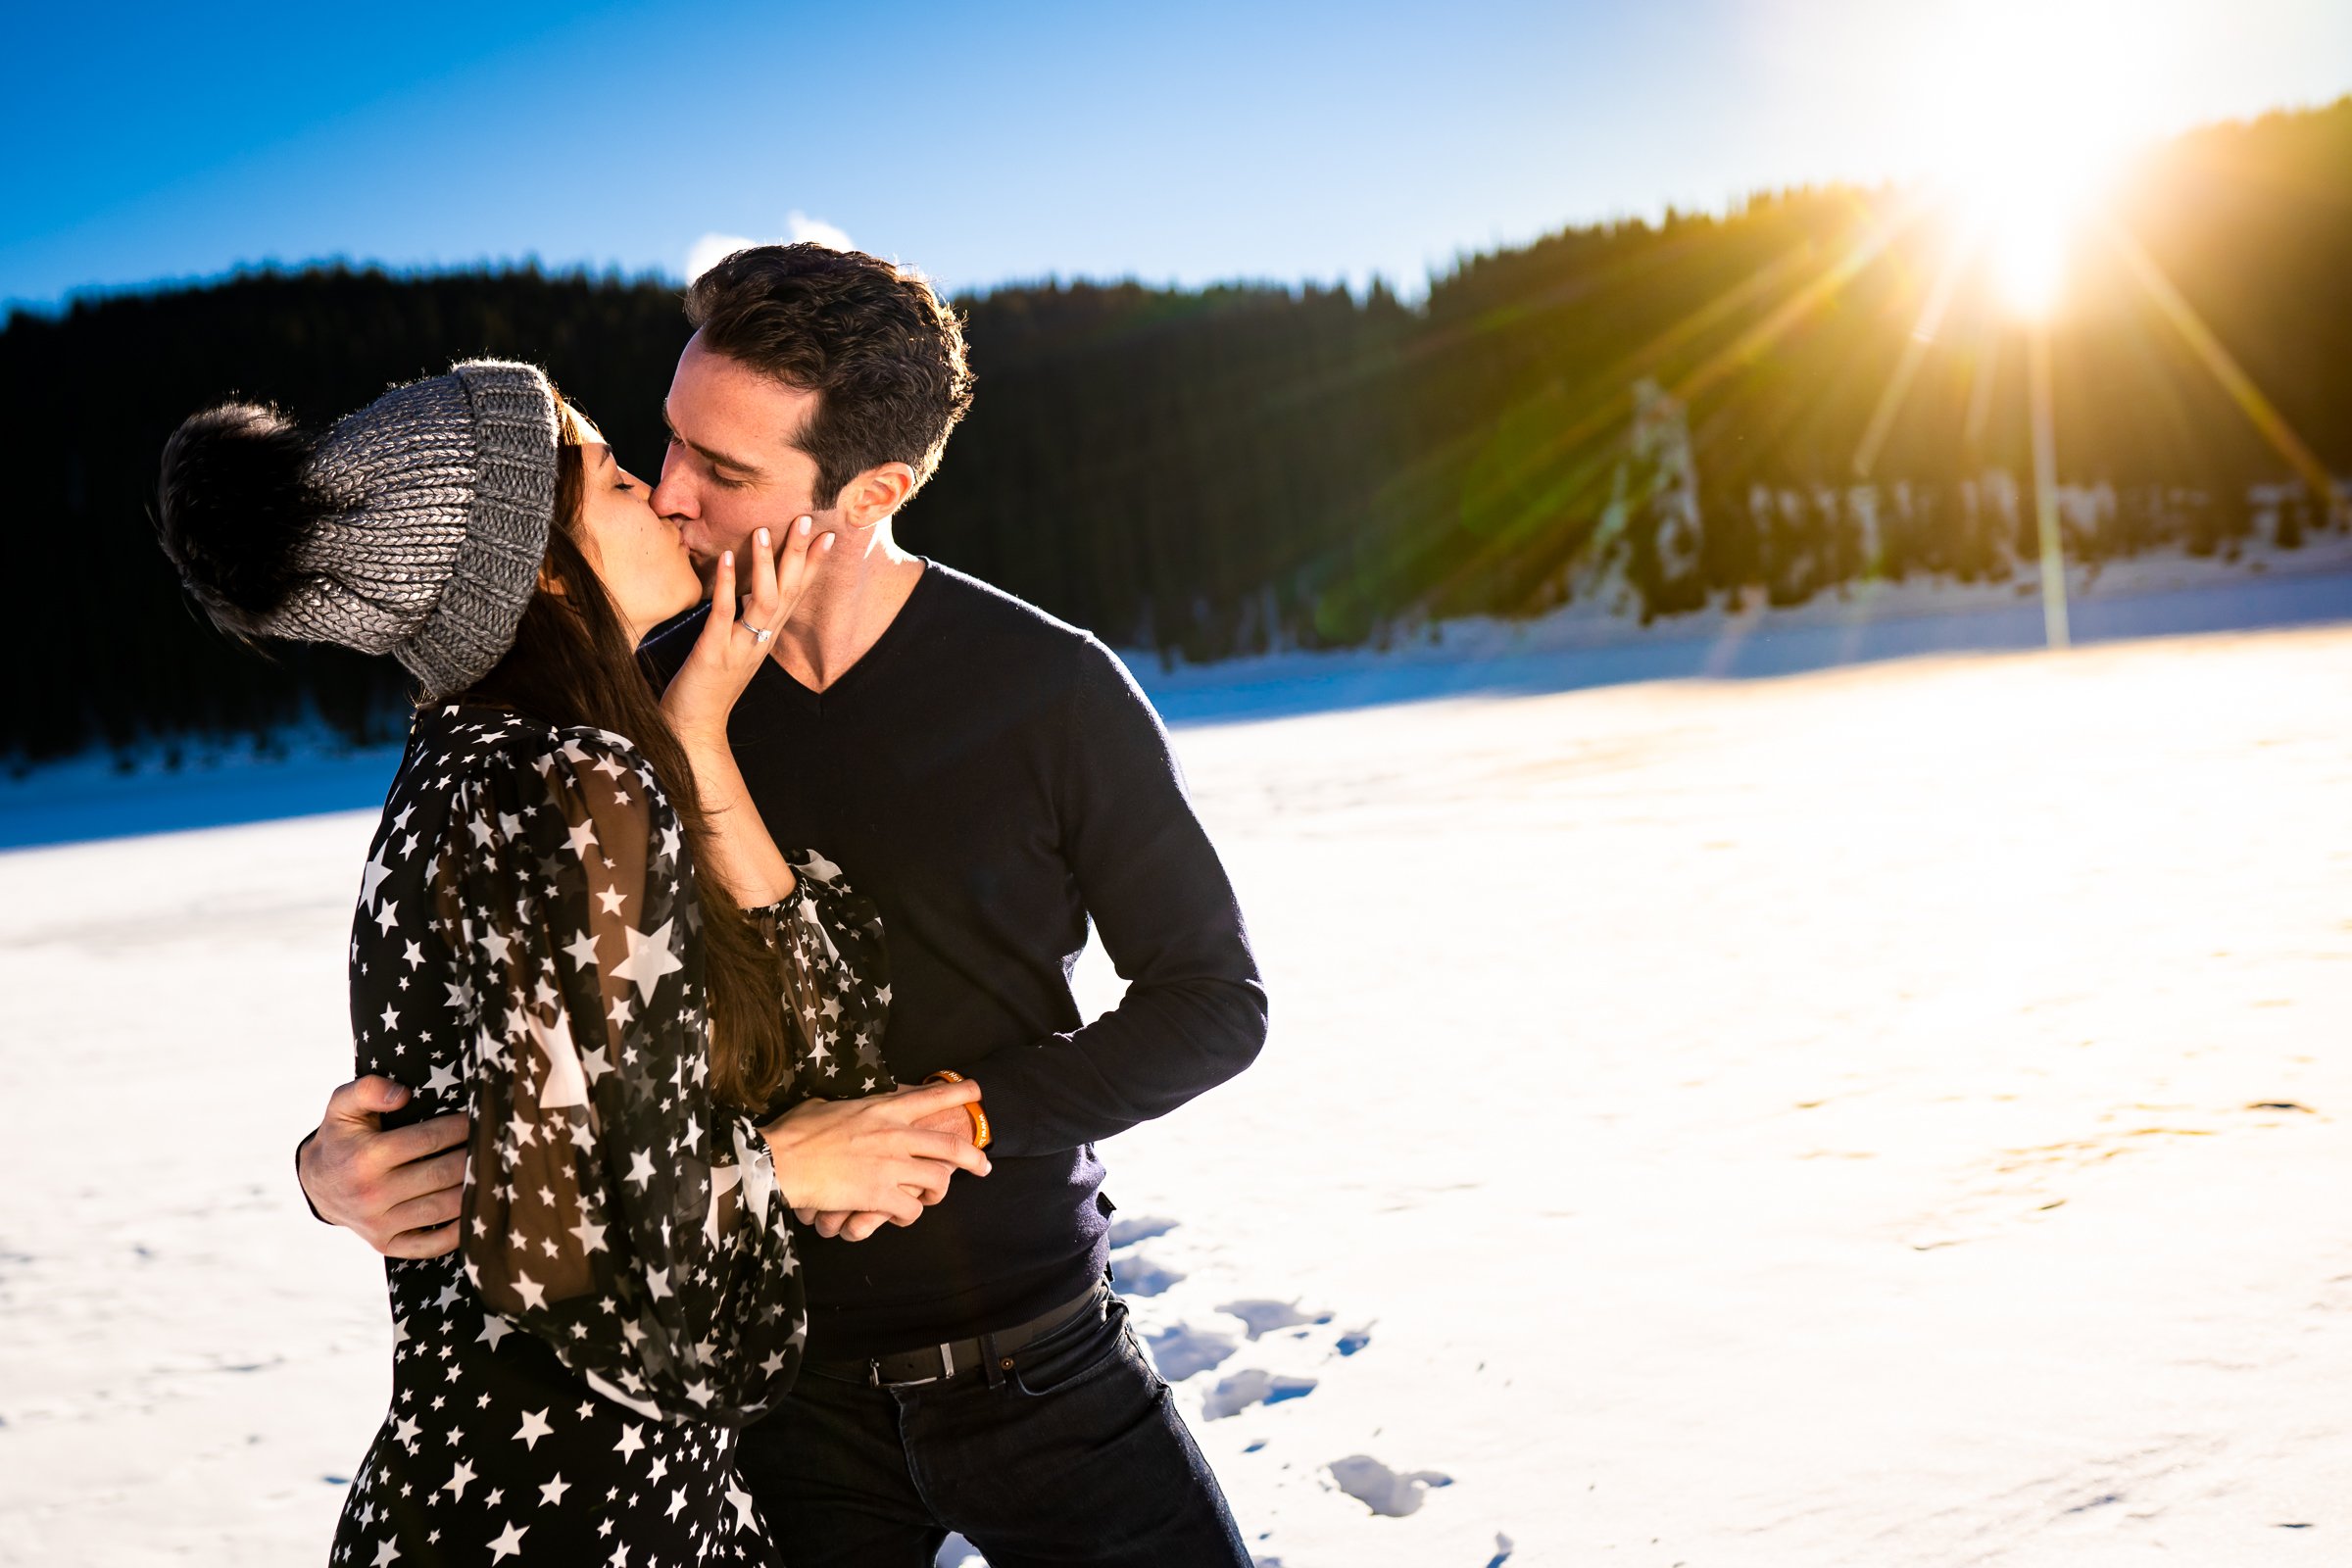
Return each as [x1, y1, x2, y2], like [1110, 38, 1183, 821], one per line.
[785, 211, 854, 251]
[683, 212, 854, 282]
[684, 232, 757, 283]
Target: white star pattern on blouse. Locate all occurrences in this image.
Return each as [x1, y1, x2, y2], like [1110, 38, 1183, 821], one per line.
[610, 917, 684, 999]
[563, 928, 601, 970]
[359, 846, 395, 910]
[528, 1007, 590, 1109]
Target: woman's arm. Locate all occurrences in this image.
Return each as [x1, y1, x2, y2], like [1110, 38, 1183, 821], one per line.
[660, 521, 826, 908]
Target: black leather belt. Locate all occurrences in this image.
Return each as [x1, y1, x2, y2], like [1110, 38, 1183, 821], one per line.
[808, 1281, 1107, 1390]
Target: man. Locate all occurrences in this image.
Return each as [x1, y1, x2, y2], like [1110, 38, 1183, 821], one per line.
[296, 243, 1269, 1565]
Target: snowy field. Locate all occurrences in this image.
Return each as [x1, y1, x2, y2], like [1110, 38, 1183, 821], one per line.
[5, 615, 2351, 1565]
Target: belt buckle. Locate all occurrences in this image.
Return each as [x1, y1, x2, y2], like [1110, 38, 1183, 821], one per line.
[869, 1341, 958, 1390]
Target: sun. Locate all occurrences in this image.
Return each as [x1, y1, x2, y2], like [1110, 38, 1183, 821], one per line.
[1907, 0, 2184, 317]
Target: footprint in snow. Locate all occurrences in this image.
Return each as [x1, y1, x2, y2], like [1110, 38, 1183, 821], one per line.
[1215, 1298, 1334, 1339]
[1203, 1368, 1319, 1419]
[1111, 1251, 1186, 1297]
[1107, 1214, 1179, 1248]
[1147, 1321, 1241, 1381]
[1327, 1454, 1453, 1517]
[1487, 1531, 1514, 1566]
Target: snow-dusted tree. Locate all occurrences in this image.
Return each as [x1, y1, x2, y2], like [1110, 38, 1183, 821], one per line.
[1606, 378, 1708, 618]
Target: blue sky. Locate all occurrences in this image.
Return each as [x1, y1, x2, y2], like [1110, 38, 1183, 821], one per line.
[6, 0, 2346, 308]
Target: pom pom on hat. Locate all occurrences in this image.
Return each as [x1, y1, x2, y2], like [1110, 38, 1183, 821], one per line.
[155, 403, 345, 640]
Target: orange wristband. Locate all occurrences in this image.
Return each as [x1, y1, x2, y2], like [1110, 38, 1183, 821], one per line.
[923, 1070, 992, 1151]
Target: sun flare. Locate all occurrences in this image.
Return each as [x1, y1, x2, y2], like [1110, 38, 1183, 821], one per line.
[1908, 0, 2185, 316]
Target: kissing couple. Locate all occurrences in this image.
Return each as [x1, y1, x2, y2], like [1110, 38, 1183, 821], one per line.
[156, 243, 1268, 1565]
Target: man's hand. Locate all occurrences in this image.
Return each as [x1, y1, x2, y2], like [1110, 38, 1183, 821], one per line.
[795, 1083, 983, 1243]
[297, 1076, 470, 1259]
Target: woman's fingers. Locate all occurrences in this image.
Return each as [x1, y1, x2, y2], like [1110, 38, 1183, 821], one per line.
[717, 516, 827, 648]
[892, 1159, 953, 1205]
[882, 1078, 984, 1120]
[896, 1127, 990, 1177]
[775, 515, 831, 617]
[746, 526, 781, 626]
[706, 549, 738, 642]
[801, 1207, 896, 1241]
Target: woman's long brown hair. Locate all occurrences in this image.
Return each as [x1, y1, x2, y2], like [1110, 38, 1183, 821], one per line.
[460, 399, 792, 1112]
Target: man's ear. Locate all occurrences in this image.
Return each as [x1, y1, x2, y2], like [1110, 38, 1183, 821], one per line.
[839, 464, 916, 529]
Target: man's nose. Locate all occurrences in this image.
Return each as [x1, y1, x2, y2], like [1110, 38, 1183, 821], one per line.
[650, 449, 693, 520]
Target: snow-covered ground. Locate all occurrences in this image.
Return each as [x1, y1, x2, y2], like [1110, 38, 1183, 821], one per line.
[5, 617, 2351, 1565]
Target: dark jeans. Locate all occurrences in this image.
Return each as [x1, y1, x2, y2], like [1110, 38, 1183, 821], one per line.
[736, 1288, 1250, 1567]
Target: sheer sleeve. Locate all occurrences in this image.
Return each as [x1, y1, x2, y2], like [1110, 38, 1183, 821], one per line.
[435, 727, 804, 1426]
[758, 847, 896, 1107]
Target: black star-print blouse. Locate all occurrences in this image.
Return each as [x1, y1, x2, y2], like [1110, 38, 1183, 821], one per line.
[330, 702, 889, 1566]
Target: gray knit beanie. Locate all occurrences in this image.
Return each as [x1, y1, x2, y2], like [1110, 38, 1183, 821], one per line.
[158, 359, 562, 701]
[282, 360, 560, 697]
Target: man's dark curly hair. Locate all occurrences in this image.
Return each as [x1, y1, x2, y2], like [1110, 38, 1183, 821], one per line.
[684, 243, 974, 509]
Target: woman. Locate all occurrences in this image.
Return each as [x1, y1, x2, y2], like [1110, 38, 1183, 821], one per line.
[154, 359, 987, 1565]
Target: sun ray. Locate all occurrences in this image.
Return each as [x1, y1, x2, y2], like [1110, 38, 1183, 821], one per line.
[1674, 190, 1931, 410]
[2026, 324, 2071, 648]
[2101, 220, 2349, 521]
[1853, 214, 1984, 477]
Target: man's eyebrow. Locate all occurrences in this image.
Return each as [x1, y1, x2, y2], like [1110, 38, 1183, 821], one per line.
[661, 407, 764, 478]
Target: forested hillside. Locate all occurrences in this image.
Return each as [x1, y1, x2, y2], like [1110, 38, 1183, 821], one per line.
[6, 99, 2347, 762]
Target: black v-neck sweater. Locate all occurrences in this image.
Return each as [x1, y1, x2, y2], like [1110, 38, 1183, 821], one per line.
[645, 561, 1267, 1357]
